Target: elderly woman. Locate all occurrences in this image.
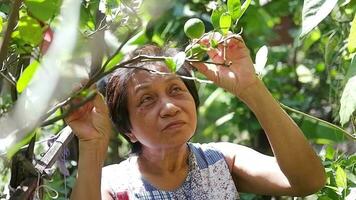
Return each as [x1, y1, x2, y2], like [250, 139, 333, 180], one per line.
[66, 34, 326, 200]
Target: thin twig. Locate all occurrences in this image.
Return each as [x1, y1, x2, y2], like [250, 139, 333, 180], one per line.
[117, 66, 214, 84]
[0, 0, 22, 69]
[351, 115, 356, 136]
[41, 90, 97, 127]
[102, 29, 139, 70]
[184, 32, 210, 55]
[94, 55, 229, 84]
[86, 24, 109, 38]
[42, 53, 226, 127]
[280, 103, 356, 141]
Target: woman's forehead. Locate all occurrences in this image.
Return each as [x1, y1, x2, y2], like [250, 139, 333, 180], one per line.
[128, 64, 180, 90]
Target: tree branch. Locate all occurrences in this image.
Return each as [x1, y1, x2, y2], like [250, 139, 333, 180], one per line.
[0, 0, 22, 70]
[41, 90, 97, 127]
[42, 53, 226, 127]
[281, 103, 356, 141]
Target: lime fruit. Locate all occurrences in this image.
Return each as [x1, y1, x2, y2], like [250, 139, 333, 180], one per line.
[184, 18, 205, 39]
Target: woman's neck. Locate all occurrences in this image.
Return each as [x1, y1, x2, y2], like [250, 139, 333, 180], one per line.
[138, 143, 190, 175]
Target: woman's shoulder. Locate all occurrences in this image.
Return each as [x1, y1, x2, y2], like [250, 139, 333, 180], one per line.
[101, 156, 143, 193]
[188, 142, 228, 169]
[189, 142, 226, 155]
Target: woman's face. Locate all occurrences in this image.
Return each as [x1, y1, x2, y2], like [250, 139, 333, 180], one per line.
[126, 65, 197, 150]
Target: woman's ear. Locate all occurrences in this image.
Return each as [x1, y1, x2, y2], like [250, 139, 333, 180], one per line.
[126, 133, 138, 143]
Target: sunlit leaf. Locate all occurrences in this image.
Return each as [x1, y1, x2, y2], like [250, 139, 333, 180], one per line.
[227, 0, 241, 21]
[220, 12, 232, 35]
[16, 60, 40, 93]
[211, 6, 225, 31]
[339, 75, 356, 126]
[325, 145, 335, 160]
[348, 15, 356, 53]
[300, 0, 338, 38]
[173, 51, 186, 72]
[302, 28, 321, 51]
[7, 130, 36, 159]
[79, 4, 95, 31]
[0, 16, 3, 33]
[18, 15, 43, 46]
[210, 39, 219, 48]
[25, 0, 61, 21]
[335, 165, 347, 188]
[104, 52, 124, 72]
[165, 57, 176, 72]
[240, 0, 252, 19]
[255, 45, 268, 76]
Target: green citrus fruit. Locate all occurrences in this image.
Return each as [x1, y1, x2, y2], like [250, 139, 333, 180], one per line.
[184, 18, 205, 39]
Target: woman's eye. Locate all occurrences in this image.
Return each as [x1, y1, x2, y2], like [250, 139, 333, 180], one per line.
[171, 86, 183, 94]
[140, 96, 153, 104]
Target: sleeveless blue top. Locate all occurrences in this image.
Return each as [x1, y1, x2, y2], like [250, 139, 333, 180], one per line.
[102, 143, 239, 200]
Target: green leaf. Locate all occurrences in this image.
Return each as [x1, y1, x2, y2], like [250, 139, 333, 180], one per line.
[220, 12, 232, 35]
[335, 165, 347, 188]
[25, 0, 61, 21]
[345, 55, 356, 81]
[0, 16, 3, 33]
[18, 15, 43, 46]
[211, 7, 225, 31]
[80, 4, 95, 31]
[227, 0, 241, 21]
[324, 31, 340, 66]
[210, 39, 219, 48]
[104, 52, 124, 72]
[240, 0, 252, 19]
[325, 145, 335, 160]
[318, 195, 334, 200]
[7, 130, 36, 159]
[173, 52, 186, 72]
[165, 57, 176, 72]
[17, 60, 40, 93]
[302, 28, 321, 51]
[300, 0, 338, 38]
[348, 15, 356, 53]
[339, 75, 356, 126]
[346, 169, 356, 184]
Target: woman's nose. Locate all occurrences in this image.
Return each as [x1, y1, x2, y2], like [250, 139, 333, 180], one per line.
[159, 100, 180, 118]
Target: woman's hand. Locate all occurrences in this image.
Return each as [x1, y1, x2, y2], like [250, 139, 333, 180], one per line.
[65, 91, 112, 143]
[67, 91, 114, 200]
[191, 32, 257, 98]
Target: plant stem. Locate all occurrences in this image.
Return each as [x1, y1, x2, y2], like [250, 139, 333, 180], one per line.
[41, 91, 97, 127]
[280, 103, 356, 141]
[0, 0, 22, 69]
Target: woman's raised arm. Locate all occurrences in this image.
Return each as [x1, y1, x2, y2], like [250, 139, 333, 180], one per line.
[192, 33, 326, 196]
[65, 92, 113, 200]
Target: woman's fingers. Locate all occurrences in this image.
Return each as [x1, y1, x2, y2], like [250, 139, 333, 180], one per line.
[192, 61, 236, 88]
[93, 91, 109, 115]
[207, 48, 225, 63]
[192, 62, 219, 83]
[64, 98, 93, 124]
